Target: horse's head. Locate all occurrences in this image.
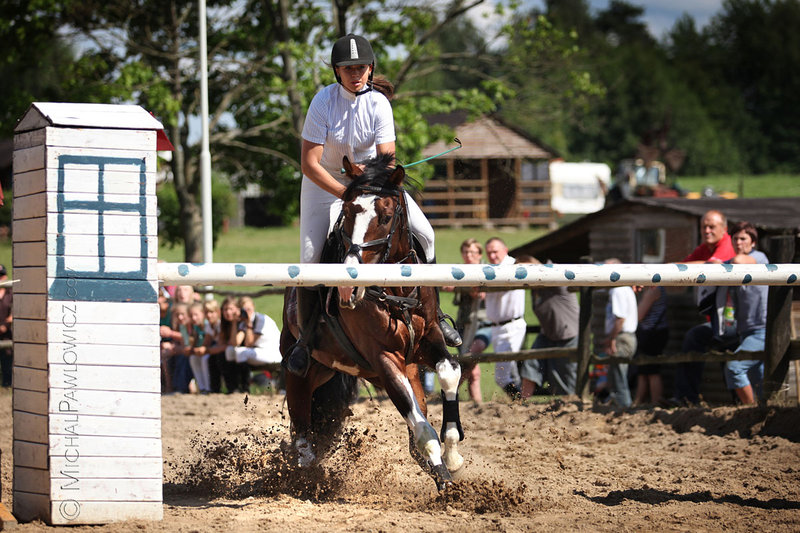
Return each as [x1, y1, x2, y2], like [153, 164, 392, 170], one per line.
[337, 153, 409, 309]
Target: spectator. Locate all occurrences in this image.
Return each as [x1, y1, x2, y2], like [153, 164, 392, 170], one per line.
[224, 296, 282, 392]
[484, 237, 526, 399]
[198, 299, 227, 393]
[674, 210, 737, 405]
[516, 255, 579, 398]
[0, 265, 13, 388]
[722, 221, 769, 405]
[187, 302, 211, 394]
[159, 285, 197, 393]
[168, 302, 194, 394]
[633, 286, 669, 406]
[598, 258, 638, 408]
[451, 238, 491, 404]
[220, 297, 248, 393]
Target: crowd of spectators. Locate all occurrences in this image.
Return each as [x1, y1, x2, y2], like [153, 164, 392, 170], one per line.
[159, 286, 281, 395]
[447, 210, 771, 409]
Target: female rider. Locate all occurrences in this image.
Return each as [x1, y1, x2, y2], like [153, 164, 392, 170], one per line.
[285, 34, 460, 376]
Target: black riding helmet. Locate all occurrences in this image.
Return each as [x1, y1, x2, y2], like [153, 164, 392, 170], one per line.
[331, 34, 374, 95]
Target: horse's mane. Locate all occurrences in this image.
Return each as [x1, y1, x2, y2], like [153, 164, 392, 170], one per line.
[343, 152, 402, 200]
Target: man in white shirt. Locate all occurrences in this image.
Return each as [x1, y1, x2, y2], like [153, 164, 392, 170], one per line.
[600, 258, 638, 408]
[484, 238, 526, 398]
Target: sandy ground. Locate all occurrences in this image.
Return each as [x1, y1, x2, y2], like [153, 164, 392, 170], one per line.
[2, 386, 800, 532]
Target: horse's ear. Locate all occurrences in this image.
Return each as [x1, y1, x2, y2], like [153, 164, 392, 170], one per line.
[390, 164, 405, 188]
[343, 156, 363, 178]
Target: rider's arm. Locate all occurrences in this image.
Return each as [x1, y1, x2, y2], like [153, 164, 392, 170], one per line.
[301, 140, 347, 198]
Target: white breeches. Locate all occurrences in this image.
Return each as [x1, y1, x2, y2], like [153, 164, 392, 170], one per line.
[491, 319, 526, 388]
[225, 345, 281, 366]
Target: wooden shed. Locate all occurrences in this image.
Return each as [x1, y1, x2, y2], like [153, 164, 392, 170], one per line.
[417, 113, 557, 227]
[510, 196, 800, 404]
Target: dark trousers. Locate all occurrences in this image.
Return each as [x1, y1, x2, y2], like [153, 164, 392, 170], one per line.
[0, 348, 11, 387]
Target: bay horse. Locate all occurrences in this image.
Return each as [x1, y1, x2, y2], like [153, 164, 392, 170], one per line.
[280, 153, 464, 490]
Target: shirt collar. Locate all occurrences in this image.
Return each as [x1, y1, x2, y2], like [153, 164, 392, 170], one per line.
[338, 83, 357, 101]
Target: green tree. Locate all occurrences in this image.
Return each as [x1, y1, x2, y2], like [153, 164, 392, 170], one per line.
[706, 0, 800, 172]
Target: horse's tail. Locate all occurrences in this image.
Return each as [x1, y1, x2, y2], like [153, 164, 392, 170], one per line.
[309, 371, 359, 457]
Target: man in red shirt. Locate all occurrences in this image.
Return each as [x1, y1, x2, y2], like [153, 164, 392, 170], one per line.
[672, 210, 736, 405]
[682, 210, 735, 263]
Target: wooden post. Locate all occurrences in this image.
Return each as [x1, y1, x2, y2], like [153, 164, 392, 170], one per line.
[12, 103, 163, 525]
[575, 257, 594, 401]
[764, 235, 796, 400]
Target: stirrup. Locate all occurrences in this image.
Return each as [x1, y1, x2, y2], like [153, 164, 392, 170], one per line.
[283, 340, 311, 377]
[438, 312, 462, 347]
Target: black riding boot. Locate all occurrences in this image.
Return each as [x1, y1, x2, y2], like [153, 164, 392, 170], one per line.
[435, 286, 462, 347]
[284, 287, 318, 377]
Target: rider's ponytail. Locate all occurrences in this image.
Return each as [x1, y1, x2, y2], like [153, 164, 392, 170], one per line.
[372, 76, 394, 101]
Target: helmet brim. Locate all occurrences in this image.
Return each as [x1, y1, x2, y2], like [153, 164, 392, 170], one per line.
[335, 59, 374, 67]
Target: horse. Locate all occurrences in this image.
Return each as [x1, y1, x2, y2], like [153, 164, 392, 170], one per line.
[280, 153, 465, 490]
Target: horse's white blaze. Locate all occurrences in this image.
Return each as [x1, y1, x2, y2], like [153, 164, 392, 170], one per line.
[340, 195, 378, 307]
[400, 375, 443, 466]
[295, 436, 315, 468]
[436, 359, 464, 473]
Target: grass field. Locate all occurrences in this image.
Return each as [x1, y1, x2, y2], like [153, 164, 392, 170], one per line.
[673, 173, 800, 198]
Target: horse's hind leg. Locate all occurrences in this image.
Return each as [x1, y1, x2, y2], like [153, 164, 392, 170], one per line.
[436, 357, 465, 476]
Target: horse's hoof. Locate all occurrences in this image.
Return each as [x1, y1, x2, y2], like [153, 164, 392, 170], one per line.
[447, 459, 466, 480]
[431, 463, 453, 491]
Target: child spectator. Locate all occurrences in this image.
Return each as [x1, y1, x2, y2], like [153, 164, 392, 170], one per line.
[220, 297, 250, 393]
[226, 296, 281, 368]
[197, 299, 227, 393]
[170, 302, 194, 394]
[188, 302, 210, 394]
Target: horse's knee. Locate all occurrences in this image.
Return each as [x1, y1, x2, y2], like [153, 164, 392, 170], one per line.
[436, 358, 461, 395]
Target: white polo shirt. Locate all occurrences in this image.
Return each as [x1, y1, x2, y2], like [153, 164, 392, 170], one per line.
[301, 83, 395, 178]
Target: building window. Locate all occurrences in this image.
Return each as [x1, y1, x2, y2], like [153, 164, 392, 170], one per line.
[636, 229, 665, 263]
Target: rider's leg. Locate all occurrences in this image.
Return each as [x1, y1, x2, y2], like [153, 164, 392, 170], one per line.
[284, 287, 319, 377]
[404, 192, 462, 347]
[286, 179, 340, 376]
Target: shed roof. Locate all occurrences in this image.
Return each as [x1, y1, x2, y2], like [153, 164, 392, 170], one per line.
[15, 102, 164, 133]
[511, 197, 800, 263]
[421, 113, 555, 160]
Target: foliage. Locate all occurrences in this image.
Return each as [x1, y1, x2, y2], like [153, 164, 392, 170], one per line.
[156, 174, 236, 249]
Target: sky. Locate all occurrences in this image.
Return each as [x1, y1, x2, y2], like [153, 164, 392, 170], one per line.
[472, 0, 725, 41]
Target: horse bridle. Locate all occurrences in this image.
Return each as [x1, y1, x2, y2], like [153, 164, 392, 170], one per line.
[336, 184, 415, 265]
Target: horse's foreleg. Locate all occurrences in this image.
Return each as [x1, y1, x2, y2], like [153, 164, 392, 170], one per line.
[436, 358, 465, 476]
[380, 356, 452, 490]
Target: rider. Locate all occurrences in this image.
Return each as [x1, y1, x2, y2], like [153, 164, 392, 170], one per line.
[284, 33, 461, 376]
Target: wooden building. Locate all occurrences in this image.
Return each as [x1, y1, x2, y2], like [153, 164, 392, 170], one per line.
[417, 113, 556, 228]
[510, 196, 800, 404]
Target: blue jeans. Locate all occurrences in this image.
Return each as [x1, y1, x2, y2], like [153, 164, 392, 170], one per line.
[606, 332, 636, 408]
[725, 329, 765, 394]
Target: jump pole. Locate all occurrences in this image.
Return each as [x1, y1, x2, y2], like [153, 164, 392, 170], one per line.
[11, 103, 163, 525]
[158, 262, 800, 288]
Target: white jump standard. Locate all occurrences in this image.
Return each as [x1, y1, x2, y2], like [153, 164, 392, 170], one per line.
[12, 103, 164, 525]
